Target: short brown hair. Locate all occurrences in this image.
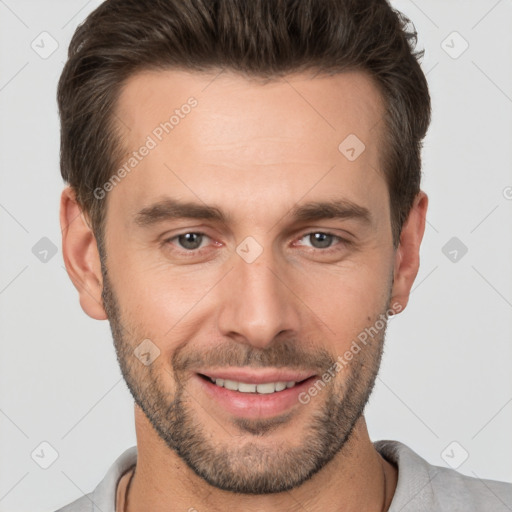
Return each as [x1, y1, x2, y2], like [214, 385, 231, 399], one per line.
[58, 0, 430, 252]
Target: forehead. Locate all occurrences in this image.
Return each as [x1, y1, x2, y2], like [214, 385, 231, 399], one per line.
[110, 68, 387, 226]
[116, 68, 384, 149]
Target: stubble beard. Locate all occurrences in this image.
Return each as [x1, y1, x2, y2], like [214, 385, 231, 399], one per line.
[100, 262, 389, 494]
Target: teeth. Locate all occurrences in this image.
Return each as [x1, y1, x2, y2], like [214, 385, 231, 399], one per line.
[223, 379, 238, 391]
[210, 378, 296, 394]
[256, 382, 276, 394]
[239, 382, 257, 393]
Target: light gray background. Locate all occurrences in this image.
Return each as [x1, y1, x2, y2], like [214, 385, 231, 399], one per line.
[1, 1, 511, 511]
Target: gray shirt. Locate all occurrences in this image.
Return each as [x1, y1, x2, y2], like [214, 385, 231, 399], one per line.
[54, 440, 512, 511]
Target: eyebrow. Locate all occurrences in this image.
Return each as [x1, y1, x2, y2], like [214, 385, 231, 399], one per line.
[133, 197, 372, 228]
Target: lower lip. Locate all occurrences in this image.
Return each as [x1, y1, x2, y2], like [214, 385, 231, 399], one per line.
[195, 374, 317, 419]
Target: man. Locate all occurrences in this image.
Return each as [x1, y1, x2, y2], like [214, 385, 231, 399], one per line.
[55, 0, 511, 511]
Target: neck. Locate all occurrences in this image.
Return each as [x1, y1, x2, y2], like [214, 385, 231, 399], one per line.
[126, 406, 397, 512]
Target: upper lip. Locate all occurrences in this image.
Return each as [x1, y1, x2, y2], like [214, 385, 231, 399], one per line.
[197, 368, 316, 384]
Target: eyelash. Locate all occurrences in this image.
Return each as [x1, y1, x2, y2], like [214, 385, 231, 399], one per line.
[162, 231, 350, 255]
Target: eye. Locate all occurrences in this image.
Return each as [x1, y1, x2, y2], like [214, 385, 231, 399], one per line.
[167, 232, 211, 251]
[163, 230, 349, 256]
[296, 232, 345, 250]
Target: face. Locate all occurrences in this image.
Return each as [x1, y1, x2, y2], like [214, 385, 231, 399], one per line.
[99, 69, 398, 493]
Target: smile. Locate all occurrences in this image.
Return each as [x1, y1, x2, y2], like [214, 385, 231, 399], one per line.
[207, 377, 298, 394]
[195, 370, 318, 419]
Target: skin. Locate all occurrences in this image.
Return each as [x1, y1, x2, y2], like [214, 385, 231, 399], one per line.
[61, 69, 428, 511]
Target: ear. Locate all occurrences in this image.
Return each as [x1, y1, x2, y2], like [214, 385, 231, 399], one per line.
[390, 190, 428, 313]
[60, 186, 107, 320]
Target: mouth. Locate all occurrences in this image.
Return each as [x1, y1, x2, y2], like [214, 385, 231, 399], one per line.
[199, 373, 310, 394]
[194, 369, 319, 419]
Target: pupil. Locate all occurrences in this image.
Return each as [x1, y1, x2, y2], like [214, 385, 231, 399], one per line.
[178, 233, 332, 250]
[179, 233, 202, 250]
[311, 233, 332, 248]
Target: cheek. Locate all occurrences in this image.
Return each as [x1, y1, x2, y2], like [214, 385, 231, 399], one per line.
[296, 258, 393, 347]
[107, 232, 394, 348]
[108, 254, 222, 341]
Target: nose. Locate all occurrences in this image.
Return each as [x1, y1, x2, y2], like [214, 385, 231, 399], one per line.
[217, 245, 301, 350]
